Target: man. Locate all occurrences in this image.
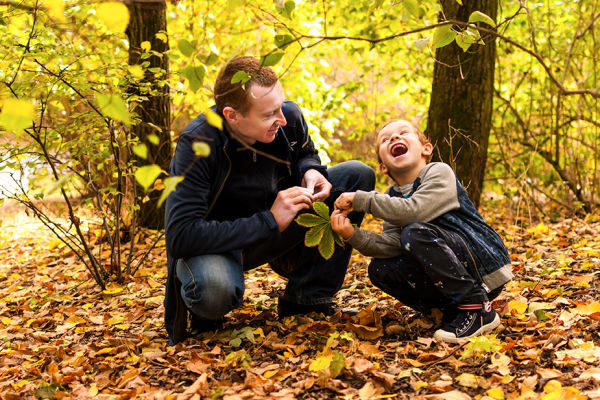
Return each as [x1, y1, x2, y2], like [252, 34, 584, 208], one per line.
[164, 56, 375, 345]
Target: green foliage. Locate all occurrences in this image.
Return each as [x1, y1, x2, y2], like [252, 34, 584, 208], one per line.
[460, 334, 504, 360]
[295, 202, 344, 260]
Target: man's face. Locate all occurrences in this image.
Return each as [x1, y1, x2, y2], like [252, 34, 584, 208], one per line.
[225, 81, 287, 145]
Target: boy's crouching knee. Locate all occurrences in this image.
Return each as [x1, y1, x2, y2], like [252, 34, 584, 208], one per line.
[399, 222, 432, 253]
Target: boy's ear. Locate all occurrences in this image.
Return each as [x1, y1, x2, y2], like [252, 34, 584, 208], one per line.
[222, 107, 238, 125]
[378, 163, 388, 175]
[422, 143, 433, 157]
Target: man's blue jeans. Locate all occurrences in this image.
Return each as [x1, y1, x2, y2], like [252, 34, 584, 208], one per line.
[175, 161, 375, 321]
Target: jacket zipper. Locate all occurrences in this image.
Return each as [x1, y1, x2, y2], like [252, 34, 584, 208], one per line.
[454, 232, 490, 293]
[206, 145, 232, 216]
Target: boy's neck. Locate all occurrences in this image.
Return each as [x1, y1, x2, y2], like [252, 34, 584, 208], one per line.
[390, 162, 428, 186]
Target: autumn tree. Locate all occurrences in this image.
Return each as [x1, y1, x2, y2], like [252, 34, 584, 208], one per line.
[125, 0, 171, 229]
[425, 0, 497, 208]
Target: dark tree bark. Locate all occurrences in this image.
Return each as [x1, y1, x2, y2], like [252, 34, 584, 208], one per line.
[125, 0, 171, 229]
[425, 0, 497, 208]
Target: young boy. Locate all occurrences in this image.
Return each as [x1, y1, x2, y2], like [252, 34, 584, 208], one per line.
[330, 119, 513, 343]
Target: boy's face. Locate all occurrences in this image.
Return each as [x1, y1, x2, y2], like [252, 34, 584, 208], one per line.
[224, 81, 287, 145]
[377, 120, 432, 181]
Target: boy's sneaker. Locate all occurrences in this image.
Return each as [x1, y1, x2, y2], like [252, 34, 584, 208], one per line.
[433, 302, 500, 343]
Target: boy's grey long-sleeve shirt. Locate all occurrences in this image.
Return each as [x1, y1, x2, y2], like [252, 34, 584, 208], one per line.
[346, 162, 513, 291]
[347, 162, 458, 258]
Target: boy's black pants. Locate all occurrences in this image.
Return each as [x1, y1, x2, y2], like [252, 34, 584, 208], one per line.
[368, 222, 502, 317]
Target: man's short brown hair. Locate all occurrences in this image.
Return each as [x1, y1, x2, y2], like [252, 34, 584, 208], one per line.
[376, 119, 432, 163]
[214, 56, 279, 115]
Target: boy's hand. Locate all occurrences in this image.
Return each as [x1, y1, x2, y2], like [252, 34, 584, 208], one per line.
[334, 192, 355, 212]
[330, 209, 354, 240]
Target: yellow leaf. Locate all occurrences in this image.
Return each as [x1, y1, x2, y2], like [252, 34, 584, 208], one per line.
[82, 303, 94, 310]
[42, 0, 66, 21]
[455, 373, 479, 388]
[108, 315, 124, 326]
[487, 387, 504, 400]
[508, 300, 527, 314]
[543, 379, 562, 393]
[65, 316, 86, 325]
[205, 108, 223, 130]
[103, 283, 124, 295]
[141, 41, 151, 51]
[95, 347, 116, 356]
[527, 222, 550, 236]
[128, 65, 145, 80]
[115, 323, 130, 330]
[1, 317, 13, 325]
[155, 32, 168, 43]
[309, 355, 332, 372]
[0, 98, 35, 132]
[574, 301, 600, 315]
[89, 383, 99, 397]
[95, 2, 130, 33]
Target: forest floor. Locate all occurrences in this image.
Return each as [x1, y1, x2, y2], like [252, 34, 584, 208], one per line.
[1, 199, 600, 400]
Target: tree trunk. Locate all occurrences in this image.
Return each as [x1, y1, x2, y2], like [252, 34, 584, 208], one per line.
[425, 0, 497, 208]
[126, 0, 171, 229]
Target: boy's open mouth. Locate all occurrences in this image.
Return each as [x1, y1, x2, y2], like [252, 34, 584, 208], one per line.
[390, 142, 408, 157]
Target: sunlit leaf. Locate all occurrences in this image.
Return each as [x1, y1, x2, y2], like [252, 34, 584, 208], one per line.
[318, 226, 335, 260]
[42, 0, 66, 21]
[95, 2, 129, 33]
[260, 52, 285, 67]
[205, 108, 223, 130]
[403, 0, 419, 17]
[305, 225, 325, 247]
[177, 39, 194, 57]
[487, 387, 504, 400]
[96, 93, 132, 126]
[275, 34, 294, 49]
[128, 65, 145, 80]
[508, 300, 527, 314]
[132, 143, 148, 159]
[182, 65, 205, 92]
[309, 355, 332, 372]
[296, 213, 327, 227]
[135, 164, 162, 192]
[329, 352, 345, 378]
[574, 301, 600, 315]
[231, 70, 251, 85]
[312, 201, 330, 220]
[0, 98, 35, 132]
[432, 25, 456, 49]
[192, 141, 211, 157]
[468, 10, 496, 27]
[147, 134, 160, 145]
[158, 176, 184, 207]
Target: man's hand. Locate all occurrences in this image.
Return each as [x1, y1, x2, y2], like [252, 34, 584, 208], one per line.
[330, 209, 354, 240]
[301, 169, 331, 202]
[334, 192, 355, 212]
[271, 186, 314, 232]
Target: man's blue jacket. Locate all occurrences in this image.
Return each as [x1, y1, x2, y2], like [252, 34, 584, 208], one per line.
[163, 101, 326, 344]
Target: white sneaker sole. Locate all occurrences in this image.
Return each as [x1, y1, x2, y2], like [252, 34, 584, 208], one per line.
[433, 313, 501, 344]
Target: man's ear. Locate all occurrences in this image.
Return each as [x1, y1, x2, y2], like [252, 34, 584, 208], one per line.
[422, 143, 433, 157]
[222, 106, 238, 125]
[378, 163, 388, 175]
